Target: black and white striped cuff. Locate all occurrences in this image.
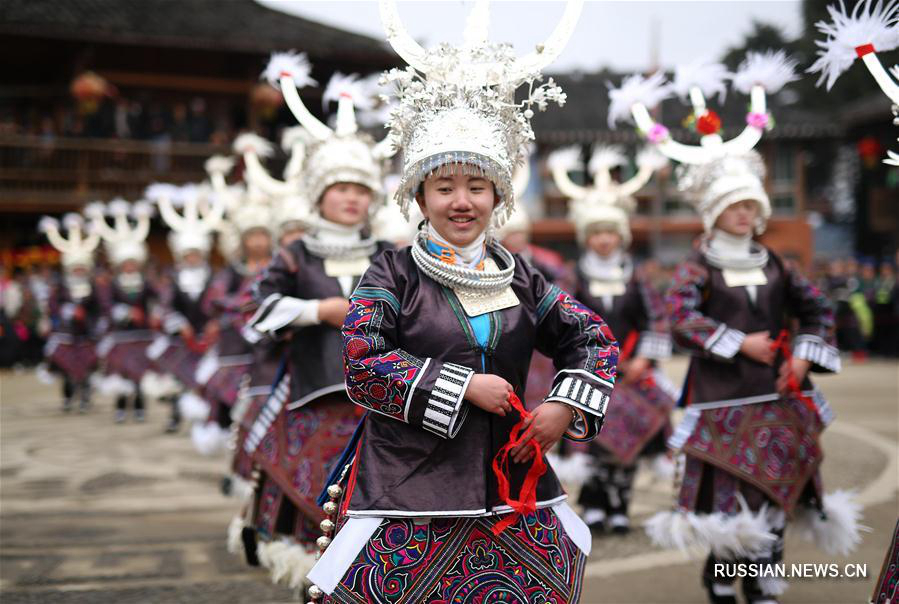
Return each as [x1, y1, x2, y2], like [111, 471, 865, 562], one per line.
[544, 374, 611, 419]
[704, 324, 745, 360]
[637, 331, 673, 360]
[422, 362, 473, 439]
[793, 334, 841, 373]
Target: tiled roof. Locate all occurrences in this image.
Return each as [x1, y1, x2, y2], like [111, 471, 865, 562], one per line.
[0, 0, 397, 65]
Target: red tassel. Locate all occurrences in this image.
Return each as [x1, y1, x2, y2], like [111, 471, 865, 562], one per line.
[771, 329, 818, 415]
[491, 392, 547, 535]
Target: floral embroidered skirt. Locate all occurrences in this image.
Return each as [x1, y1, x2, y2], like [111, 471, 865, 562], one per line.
[324, 507, 586, 604]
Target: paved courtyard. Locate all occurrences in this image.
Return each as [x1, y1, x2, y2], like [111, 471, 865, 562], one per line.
[1, 357, 896, 603]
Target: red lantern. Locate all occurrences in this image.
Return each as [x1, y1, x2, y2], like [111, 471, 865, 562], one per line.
[70, 72, 110, 102]
[696, 110, 722, 136]
[856, 136, 883, 168]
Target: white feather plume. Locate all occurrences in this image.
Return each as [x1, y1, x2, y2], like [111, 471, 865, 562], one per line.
[145, 182, 180, 203]
[233, 133, 274, 158]
[733, 50, 800, 94]
[205, 155, 235, 175]
[261, 51, 317, 88]
[808, 0, 899, 90]
[227, 515, 245, 555]
[83, 202, 106, 219]
[588, 145, 627, 174]
[547, 146, 582, 172]
[38, 216, 59, 234]
[323, 72, 377, 111]
[607, 71, 672, 127]
[107, 198, 131, 217]
[280, 126, 307, 152]
[545, 452, 593, 486]
[177, 391, 210, 423]
[191, 421, 228, 456]
[671, 60, 731, 102]
[62, 213, 84, 230]
[132, 200, 154, 219]
[257, 540, 317, 589]
[792, 490, 869, 556]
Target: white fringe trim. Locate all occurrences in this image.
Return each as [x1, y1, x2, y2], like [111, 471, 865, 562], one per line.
[257, 539, 318, 589]
[227, 515, 245, 556]
[644, 498, 777, 560]
[546, 452, 593, 487]
[36, 363, 57, 385]
[177, 391, 210, 423]
[792, 490, 869, 556]
[139, 371, 181, 399]
[229, 473, 255, 503]
[91, 373, 136, 397]
[190, 422, 228, 456]
[758, 576, 790, 596]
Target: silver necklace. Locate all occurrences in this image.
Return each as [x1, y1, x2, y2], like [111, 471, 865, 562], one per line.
[411, 231, 515, 294]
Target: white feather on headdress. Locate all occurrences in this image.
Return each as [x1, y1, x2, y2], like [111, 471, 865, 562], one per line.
[671, 61, 730, 103]
[588, 145, 627, 175]
[547, 146, 582, 172]
[233, 132, 274, 158]
[145, 183, 180, 204]
[280, 126, 308, 153]
[808, 0, 899, 89]
[732, 50, 800, 94]
[205, 155, 236, 176]
[261, 51, 317, 89]
[322, 72, 377, 112]
[607, 72, 671, 128]
[38, 216, 60, 234]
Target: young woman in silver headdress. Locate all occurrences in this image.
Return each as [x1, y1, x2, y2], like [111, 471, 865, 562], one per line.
[304, 3, 618, 601]
[609, 51, 864, 604]
[548, 145, 673, 536]
[226, 60, 395, 588]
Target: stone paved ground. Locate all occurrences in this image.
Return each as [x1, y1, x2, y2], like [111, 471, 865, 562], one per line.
[1, 358, 896, 603]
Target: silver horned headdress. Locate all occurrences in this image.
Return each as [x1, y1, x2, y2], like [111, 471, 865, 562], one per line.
[549, 145, 667, 245]
[39, 213, 101, 270]
[146, 182, 225, 259]
[379, 0, 581, 227]
[608, 51, 799, 234]
[808, 0, 899, 165]
[261, 53, 393, 206]
[83, 199, 153, 266]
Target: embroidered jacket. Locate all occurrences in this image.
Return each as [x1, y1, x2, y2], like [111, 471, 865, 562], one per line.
[250, 239, 393, 407]
[666, 248, 839, 406]
[341, 247, 618, 517]
[575, 260, 671, 363]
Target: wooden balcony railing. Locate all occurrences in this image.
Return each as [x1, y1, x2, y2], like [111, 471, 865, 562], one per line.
[0, 134, 230, 212]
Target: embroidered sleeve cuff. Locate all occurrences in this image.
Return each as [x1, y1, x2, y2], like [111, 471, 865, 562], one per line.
[704, 324, 745, 360]
[793, 334, 841, 373]
[422, 362, 473, 439]
[544, 371, 611, 425]
[636, 331, 673, 360]
[246, 294, 320, 340]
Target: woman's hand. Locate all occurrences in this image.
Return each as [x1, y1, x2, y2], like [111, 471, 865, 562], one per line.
[464, 374, 513, 416]
[739, 331, 775, 365]
[776, 357, 811, 397]
[620, 356, 651, 385]
[510, 402, 572, 464]
[318, 297, 351, 329]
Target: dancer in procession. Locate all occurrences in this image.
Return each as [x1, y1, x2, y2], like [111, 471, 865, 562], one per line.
[304, 1, 620, 601]
[548, 144, 673, 535]
[609, 52, 864, 603]
[228, 59, 395, 587]
[86, 200, 157, 423]
[145, 182, 224, 433]
[38, 214, 103, 413]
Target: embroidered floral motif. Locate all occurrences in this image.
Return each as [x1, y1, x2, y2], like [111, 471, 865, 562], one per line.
[344, 297, 425, 422]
